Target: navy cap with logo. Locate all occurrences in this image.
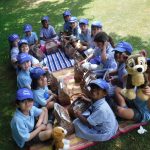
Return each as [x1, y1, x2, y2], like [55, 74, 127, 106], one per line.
[79, 18, 89, 25]
[16, 88, 33, 101]
[17, 53, 31, 64]
[30, 67, 46, 79]
[88, 79, 109, 92]
[113, 41, 133, 54]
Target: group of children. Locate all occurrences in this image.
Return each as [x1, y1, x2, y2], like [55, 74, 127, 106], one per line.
[9, 9, 150, 149]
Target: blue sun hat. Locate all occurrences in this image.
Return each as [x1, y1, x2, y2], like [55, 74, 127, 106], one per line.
[79, 18, 89, 25]
[63, 10, 71, 16]
[30, 67, 46, 79]
[17, 53, 31, 64]
[91, 21, 102, 28]
[23, 24, 32, 32]
[16, 88, 33, 101]
[8, 34, 19, 42]
[41, 16, 49, 22]
[88, 79, 109, 92]
[113, 41, 133, 54]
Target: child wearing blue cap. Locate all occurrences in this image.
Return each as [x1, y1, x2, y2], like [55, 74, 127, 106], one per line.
[17, 53, 32, 89]
[40, 16, 58, 44]
[30, 67, 57, 109]
[73, 79, 118, 141]
[68, 16, 81, 39]
[10, 88, 53, 148]
[81, 32, 117, 75]
[115, 57, 150, 123]
[8, 33, 20, 68]
[90, 21, 103, 48]
[106, 41, 133, 89]
[79, 18, 91, 50]
[63, 10, 72, 32]
[18, 39, 40, 65]
[23, 24, 38, 46]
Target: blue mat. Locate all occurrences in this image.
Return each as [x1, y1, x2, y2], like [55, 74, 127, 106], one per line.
[43, 49, 74, 72]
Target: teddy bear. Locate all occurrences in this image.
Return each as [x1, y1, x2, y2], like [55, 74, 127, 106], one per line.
[121, 52, 149, 101]
[52, 126, 70, 150]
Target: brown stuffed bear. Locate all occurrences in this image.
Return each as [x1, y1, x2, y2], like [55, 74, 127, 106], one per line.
[52, 126, 70, 150]
[121, 52, 149, 101]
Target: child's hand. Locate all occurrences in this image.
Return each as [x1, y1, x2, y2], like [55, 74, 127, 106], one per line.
[142, 86, 150, 96]
[42, 66, 49, 71]
[74, 110, 82, 118]
[102, 41, 107, 51]
[39, 124, 47, 131]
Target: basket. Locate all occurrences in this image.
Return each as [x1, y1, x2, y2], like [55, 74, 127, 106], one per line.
[54, 103, 74, 135]
[58, 79, 71, 106]
[68, 93, 91, 119]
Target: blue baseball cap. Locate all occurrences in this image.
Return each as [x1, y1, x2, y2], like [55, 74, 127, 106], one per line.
[63, 10, 71, 16]
[30, 67, 46, 79]
[16, 88, 33, 101]
[147, 58, 150, 64]
[18, 39, 28, 47]
[113, 41, 133, 54]
[17, 53, 31, 64]
[41, 16, 49, 22]
[8, 34, 19, 42]
[69, 16, 78, 23]
[23, 24, 32, 32]
[79, 18, 89, 25]
[91, 21, 102, 28]
[88, 79, 109, 91]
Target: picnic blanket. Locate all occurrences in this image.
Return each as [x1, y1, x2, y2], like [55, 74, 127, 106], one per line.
[28, 67, 148, 150]
[43, 49, 74, 72]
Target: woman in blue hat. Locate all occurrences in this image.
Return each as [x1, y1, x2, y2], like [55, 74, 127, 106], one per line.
[73, 79, 118, 141]
[23, 24, 38, 46]
[10, 88, 53, 148]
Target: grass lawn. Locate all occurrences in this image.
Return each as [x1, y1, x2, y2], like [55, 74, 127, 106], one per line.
[0, 0, 150, 149]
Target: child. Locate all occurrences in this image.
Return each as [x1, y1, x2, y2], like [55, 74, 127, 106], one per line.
[23, 24, 38, 46]
[90, 21, 103, 49]
[79, 18, 91, 49]
[17, 53, 32, 89]
[40, 16, 58, 44]
[8, 33, 20, 68]
[81, 32, 117, 74]
[30, 67, 56, 109]
[68, 16, 81, 39]
[116, 58, 150, 123]
[10, 88, 52, 148]
[63, 10, 71, 32]
[18, 39, 40, 65]
[73, 79, 118, 141]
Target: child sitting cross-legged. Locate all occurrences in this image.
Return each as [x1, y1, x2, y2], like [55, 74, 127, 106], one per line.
[10, 88, 52, 148]
[30, 67, 57, 124]
[73, 79, 118, 141]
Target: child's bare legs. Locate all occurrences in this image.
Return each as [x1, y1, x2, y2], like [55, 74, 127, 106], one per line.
[115, 87, 127, 107]
[116, 106, 134, 120]
[46, 101, 54, 109]
[38, 123, 53, 141]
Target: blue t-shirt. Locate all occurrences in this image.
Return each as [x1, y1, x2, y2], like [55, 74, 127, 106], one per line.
[17, 69, 32, 89]
[93, 43, 117, 70]
[33, 86, 50, 107]
[63, 21, 71, 32]
[23, 32, 38, 45]
[10, 47, 19, 62]
[40, 25, 56, 40]
[79, 29, 91, 44]
[73, 98, 118, 141]
[10, 106, 42, 148]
